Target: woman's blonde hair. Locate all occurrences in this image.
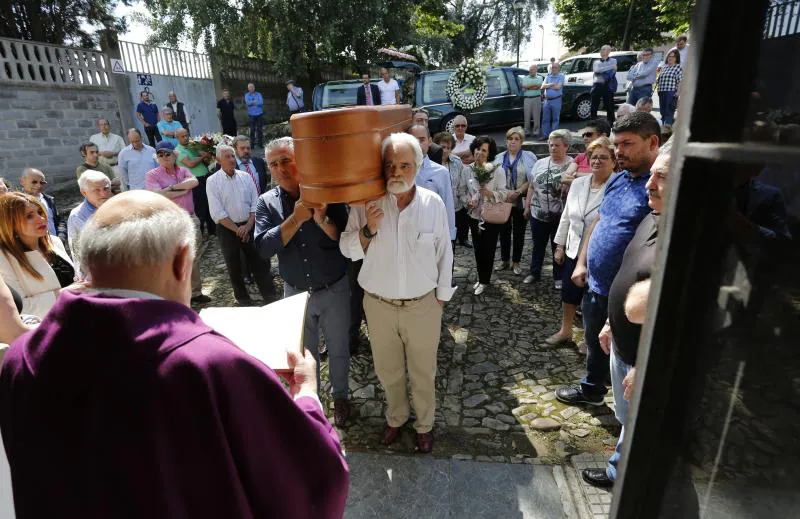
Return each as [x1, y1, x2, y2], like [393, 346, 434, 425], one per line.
[586, 136, 614, 158]
[0, 192, 54, 281]
[505, 126, 525, 141]
[548, 129, 571, 147]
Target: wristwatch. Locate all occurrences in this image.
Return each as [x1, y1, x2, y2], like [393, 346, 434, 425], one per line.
[361, 225, 377, 239]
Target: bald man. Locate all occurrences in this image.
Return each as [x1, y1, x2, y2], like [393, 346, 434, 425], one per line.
[0, 191, 349, 518]
[19, 168, 62, 238]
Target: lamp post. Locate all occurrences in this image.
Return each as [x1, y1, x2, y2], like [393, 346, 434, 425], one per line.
[538, 24, 544, 60]
[514, 0, 526, 68]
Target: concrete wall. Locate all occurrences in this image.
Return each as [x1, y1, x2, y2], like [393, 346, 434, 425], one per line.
[0, 84, 124, 185]
[125, 74, 220, 137]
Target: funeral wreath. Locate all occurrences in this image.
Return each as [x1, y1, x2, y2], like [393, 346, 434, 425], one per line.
[446, 58, 487, 111]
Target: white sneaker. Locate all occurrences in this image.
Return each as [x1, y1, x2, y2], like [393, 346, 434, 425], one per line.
[513, 265, 522, 275]
[473, 281, 481, 290]
[554, 280, 563, 290]
[474, 283, 486, 295]
[523, 275, 535, 284]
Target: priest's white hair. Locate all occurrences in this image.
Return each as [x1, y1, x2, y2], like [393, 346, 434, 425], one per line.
[77, 195, 195, 270]
[381, 132, 424, 172]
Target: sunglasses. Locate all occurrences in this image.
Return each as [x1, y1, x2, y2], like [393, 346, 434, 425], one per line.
[581, 132, 597, 139]
[590, 155, 612, 162]
[30, 180, 47, 185]
[156, 151, 173, 157]
[454, 124, 467, 128]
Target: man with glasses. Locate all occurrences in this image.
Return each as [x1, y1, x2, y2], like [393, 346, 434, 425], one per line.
[573, 119, 611, 175]
[118, 129, 157, 191]
[626, 48, 658, 107]
[146, 141, 212, 304]
[450, 115, 475, 164]
[19, 168, 62, 238]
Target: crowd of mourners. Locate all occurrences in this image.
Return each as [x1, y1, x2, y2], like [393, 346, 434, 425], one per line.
[0, 34, 791, 518]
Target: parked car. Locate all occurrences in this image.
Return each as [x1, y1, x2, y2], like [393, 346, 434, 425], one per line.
[559, 50, 664, 105]
[311, 65, 594, 133]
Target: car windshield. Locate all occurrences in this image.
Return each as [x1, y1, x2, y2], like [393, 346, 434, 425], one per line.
[321, 82, 364, 108]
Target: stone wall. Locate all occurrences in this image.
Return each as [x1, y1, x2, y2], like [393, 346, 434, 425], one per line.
[0, 84, 124, 186]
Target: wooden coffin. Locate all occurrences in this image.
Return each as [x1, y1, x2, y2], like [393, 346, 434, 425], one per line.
[291, 105, 412, 205]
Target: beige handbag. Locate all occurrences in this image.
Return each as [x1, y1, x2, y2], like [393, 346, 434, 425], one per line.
[481, 201, 513, 224]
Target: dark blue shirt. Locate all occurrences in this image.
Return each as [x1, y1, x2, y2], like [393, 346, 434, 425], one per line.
[136, 101, 159, 126]
[254, 186, 348, 291]
[587, 170, 652, 296]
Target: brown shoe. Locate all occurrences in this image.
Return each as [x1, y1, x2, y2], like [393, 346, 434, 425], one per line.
[416, 431, 434, 454]
[333, 398, 350, 428]
[382, 424, 401, 445]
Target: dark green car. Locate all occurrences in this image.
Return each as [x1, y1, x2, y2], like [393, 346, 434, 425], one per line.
[312, 65, 594, 133]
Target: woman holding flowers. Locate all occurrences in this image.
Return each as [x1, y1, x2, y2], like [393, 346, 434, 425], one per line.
[494, 126, 537, 276]
[523, 129, 573, 288]
[466, 136, 507, 296]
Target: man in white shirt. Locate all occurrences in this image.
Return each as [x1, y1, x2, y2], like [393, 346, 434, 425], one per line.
[340, 132, 454, 454]
[118, 129, 157, 190]
[89, 119, 126, 168]
[450, 115, 475, 164]
[206, 144, 275, 305]
[377, 68, 400, 105]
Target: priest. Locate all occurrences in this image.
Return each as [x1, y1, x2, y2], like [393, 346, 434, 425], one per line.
[0, 190, 349, 518]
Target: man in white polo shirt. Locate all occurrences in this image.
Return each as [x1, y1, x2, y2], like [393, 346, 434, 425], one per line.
[450, 115, 476, 164]
[377, 68, 400, 105]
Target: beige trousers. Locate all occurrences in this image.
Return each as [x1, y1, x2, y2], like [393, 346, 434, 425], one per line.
[363, 291, 443, 433]
[524, 96, 542, 135]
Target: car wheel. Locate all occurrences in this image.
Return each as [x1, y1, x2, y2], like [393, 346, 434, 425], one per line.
[440, 113, 461, 134]
[571, 96, 592, 121]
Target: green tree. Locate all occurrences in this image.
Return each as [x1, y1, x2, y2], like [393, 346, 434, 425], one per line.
[1, 0, 130, 47]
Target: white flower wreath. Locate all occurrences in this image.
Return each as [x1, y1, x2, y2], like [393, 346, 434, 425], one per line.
[445, 58, 487, 111]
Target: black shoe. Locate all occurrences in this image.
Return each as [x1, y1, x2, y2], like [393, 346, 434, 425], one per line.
[555, 385, 605, 406]
[582, 468, 614, 489]
[459, 241, 473, 249]
[191, 294, 212, 304]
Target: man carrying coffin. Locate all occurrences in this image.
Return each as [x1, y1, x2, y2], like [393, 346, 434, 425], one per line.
[0, 191, 348, 518]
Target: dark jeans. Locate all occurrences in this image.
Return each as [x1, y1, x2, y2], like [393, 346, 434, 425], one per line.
[500, 205, 526, 263]
[455, 207, 470, 244]
[192, 175, 215, 235]
[348, 259, 365, 340]
[579, 289, 610, 398]
[469, 218, 502, 284]
[529, 217, 562, 281]
[217, 223, 274, 302]
[249, 115, 264, 147]
[222, 121, 237, 137]
[658, 90, 677, 125]
[590, 83, 615, 125]
[144, 125, 162, 147]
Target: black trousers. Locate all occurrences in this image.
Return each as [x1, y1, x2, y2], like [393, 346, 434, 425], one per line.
[217, 223, 274, 302]
[469, 218, 502, 285]
[222, 121, 237, 137]
[455, 207, 470, 244]
[590, 83, 615, 124]
[192, 175, 216, 235]
[144, 125, 162, 147]
[499, 205, 526, 263]
[348, 259, 365, 339]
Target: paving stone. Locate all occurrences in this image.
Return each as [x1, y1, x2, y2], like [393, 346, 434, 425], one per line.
[530, 418, 562, 431]
[463, 393, 490, 408]
[482, 417, 510, 431]
[572, 428, 592, 438]
[466, 361, 501, 374]
[352, 385, 375, 399]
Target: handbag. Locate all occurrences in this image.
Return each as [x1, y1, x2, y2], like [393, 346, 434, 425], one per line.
[481, 201, 513, 224]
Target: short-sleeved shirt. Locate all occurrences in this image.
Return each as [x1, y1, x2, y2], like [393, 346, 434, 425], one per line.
[156, 120, 183, 146]
[452, 134, 475, 156]
[136, 102, 159, 125]
[543, 73, 565, 99]
[176, 144, 209, 178]
[609, 212, 658, 366]
[521, 74, 543, 97]
[145, 166, 195, 214]
[528, 157, 573, 221]
[377, 79, 400, 105]
[586, 170, 652, 296]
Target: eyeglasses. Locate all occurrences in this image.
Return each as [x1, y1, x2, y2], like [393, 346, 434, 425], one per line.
[581, 132, 597, 139]
[30, 180, 47, 185]
[590, 155, 612, 162]
[156, 151, 173, 157]
[454, 124, 467, 128]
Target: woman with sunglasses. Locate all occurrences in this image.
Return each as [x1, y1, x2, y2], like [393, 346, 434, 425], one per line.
[547, 137, 614, 345]
[0, 193, 78, 318]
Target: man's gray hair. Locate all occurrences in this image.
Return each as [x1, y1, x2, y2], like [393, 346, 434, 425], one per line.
[601, 44, 612, 52]
[548, 129, 571, 147]
[409, 123, 431, 138]
[616, 103, 636, 118]
[381, 132, 424, 171]
[266, 137, 294, 155]
[77, 170, 110, 191]
[453, 114, 468, 126]
[216, 144, 236, 158]
[77, 201, 196, 271]
[233, 135, 251, 148]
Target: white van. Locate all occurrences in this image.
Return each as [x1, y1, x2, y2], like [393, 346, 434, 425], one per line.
[559, 50, 663, 105]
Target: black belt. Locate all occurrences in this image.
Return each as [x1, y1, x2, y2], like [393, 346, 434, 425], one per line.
[291, 272, 346, 294]
[545, 96, 561, 100]
[633, 84, 652, 89]
[366, 290, 432, 307]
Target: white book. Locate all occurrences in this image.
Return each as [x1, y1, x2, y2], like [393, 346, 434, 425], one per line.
[199, 292, 309, 373]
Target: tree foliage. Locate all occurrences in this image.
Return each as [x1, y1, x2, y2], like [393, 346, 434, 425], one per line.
[553, 0, 694, 52]
[0, 0, 130, 47]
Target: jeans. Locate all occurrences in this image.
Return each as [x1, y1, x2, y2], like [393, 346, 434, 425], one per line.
[523, 96, 542, 135]
[658, 90, 677, 125]
[580, 290, 610, 398]
[542, 97, 562, 138]
[455, 207, 470, 244]
[192, 174, 216, 235]
[468, 218, 502, 284]
[144, 125, 162, 147]
[529, 217, 562, 281]
[500, 205, 526, 263]
[249, 114, 264, 147]
[590, 83, 615, 124]
[284, 276, 351, 400]
[607, 345, 632, 480]
[627, 84, 652, 106]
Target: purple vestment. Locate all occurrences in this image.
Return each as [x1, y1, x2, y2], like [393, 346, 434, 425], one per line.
[0, 291, 348, 518]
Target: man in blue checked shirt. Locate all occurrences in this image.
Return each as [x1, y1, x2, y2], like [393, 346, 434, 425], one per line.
[409, 125, 457, 242]
[244, 83, 264, 148]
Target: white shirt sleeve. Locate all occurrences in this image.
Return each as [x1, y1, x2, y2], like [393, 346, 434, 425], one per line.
[205, 175, 228, 223]
[340, 206, 367, 261]
[434, 201, 455, 301]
